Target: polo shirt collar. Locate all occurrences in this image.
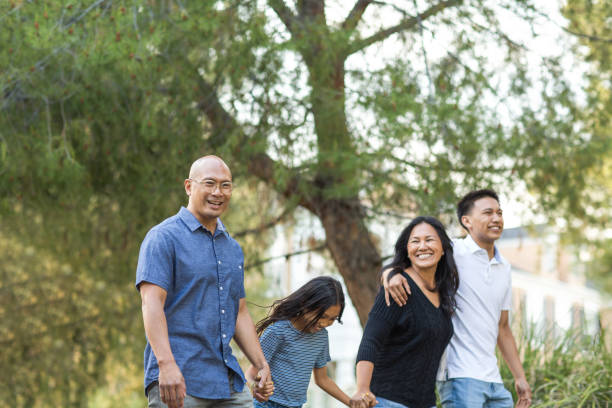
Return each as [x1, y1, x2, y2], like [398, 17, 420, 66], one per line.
[463, 234, 506, 264]
[178, 207, 229, 237]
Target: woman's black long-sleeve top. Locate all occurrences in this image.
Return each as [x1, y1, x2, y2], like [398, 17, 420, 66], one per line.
[356, 272, 453, 408]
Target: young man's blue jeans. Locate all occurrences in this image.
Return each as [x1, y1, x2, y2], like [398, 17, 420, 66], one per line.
[438, 378, 513, 408]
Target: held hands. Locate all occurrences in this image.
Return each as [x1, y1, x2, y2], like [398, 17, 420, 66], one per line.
[349, 389, 378, 408]
[158, 360, 186, 408]
[250, 373, 275, 402]
[382, 270, 411, 307]
[515, 378, 532, 408]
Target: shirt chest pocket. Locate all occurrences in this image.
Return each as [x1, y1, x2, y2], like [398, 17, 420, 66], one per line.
[218, 261, 244, 298]
[174, 259, 218, 289]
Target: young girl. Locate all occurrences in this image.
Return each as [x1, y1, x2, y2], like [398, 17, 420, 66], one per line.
[247, 276, 363, 408]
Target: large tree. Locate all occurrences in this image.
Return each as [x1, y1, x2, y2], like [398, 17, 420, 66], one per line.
[562, 0, 612, 292]
[1, 1, 609, 405]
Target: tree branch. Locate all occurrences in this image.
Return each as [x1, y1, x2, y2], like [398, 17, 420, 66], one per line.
[347, 0, 462, 55]
[298, 0, 325, 22]
[268, 0, 298, 36]
[64, 0, 109, 28]
[562, 27, 612, 44]
[531, 7, 612, 44]
[245, 243, 327, 269]
[342, 0, 374, 31]
[233, 206, 294, 238]
[193, 73, 316, 213]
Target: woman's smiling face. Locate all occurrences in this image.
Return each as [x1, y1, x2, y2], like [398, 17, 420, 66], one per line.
[407, 222, 444, 272]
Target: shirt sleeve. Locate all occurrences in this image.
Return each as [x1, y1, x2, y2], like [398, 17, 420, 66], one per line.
[259, 322, 283, 363]
[135, 229, 174, 292]
[356, 287, 404, 363]
[314, 330, 331, 369]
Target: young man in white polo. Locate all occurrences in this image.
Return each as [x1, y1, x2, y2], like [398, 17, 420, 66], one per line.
[382, 189, 532, 408]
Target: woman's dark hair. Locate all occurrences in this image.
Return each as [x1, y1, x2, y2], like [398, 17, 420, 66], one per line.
[256, 276, 345, 335]
[382, 216, 459, 317]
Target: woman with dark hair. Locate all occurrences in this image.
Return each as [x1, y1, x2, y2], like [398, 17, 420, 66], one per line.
[247, 276, 364, 408]
[351, 216, 459, 408]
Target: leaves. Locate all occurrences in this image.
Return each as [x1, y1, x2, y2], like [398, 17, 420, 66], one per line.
[1, 0, 611, 405]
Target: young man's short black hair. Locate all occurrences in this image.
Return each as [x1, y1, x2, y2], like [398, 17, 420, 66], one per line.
[456, 189, 500, 230]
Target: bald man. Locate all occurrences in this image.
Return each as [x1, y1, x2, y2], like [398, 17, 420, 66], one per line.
[136, 156, 271, 408]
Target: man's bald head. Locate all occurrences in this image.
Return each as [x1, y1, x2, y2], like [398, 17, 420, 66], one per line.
[188, 155, 232, 180]
[185, 155, 233, 232]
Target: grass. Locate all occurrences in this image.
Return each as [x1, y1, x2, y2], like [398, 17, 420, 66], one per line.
[499, 324, 612, 407]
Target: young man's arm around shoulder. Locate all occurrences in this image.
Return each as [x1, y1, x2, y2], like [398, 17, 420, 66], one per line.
[380, 268, 411, 307]
[497, 310, 532, 408]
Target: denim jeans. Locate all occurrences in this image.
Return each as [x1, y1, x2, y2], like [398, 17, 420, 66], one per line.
[438, 378, 513, 408]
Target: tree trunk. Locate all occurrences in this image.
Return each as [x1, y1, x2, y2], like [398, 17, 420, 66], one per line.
[315, 197, 381, 325]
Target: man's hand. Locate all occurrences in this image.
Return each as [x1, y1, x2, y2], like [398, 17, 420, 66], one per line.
[515, 377, 532, 408]
[350, 390, 377, 408]
[251, 373, 274, 402]
[158, 360, 186, 408]
[382, 269, 411, 307]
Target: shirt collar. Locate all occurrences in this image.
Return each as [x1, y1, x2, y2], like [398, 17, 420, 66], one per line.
[463, 234, 506, 264]
[178, 207, 228, 237]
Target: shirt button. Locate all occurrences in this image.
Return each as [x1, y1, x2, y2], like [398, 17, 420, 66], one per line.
[238, 265, 242, 269]
[220, 286, 223, 290]
[218, 260, 222, 265]
[222, 334, 227, 338]
[224, 359, 228, 363]
[221, 309, 225, 314]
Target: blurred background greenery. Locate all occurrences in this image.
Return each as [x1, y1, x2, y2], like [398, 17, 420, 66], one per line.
[1, 0, 610, 406]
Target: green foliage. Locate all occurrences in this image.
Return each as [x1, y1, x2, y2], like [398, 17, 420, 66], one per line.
[1, 0, 611, 405]
[0, 234, 130, 407]
[499, 326, 612, 407]
[561, 0, 612, 292]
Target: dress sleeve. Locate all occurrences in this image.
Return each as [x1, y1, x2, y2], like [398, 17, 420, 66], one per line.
[356, 287, 404, 363]
[135, 229, 174, 292]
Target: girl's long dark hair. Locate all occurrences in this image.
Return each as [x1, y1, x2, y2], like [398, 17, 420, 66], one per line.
[382, 216, 459, 317]
[256, 276, 345, 335]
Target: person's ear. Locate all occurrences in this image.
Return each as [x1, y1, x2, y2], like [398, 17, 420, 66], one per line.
[461, 215, 472, 231]
[184, 179, 192, 196]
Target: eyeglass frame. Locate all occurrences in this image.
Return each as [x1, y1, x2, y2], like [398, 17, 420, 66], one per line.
[187, 177, 233, 193]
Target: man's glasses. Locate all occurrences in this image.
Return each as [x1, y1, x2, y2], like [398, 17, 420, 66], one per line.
[188, 178, 233, 193]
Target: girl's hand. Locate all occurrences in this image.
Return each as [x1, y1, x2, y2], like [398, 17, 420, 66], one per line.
[350, 389, 377, 408]
[251, 374, 274, 402]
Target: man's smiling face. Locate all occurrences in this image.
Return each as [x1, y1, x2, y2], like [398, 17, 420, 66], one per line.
[185, 157, 232, 230]
[462, 196, 504, 246]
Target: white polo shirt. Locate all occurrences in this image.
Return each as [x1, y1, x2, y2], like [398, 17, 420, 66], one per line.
[438, 234, 512, 383]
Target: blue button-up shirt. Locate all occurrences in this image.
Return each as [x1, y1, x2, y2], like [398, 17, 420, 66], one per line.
[135, 207, 246, 398]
